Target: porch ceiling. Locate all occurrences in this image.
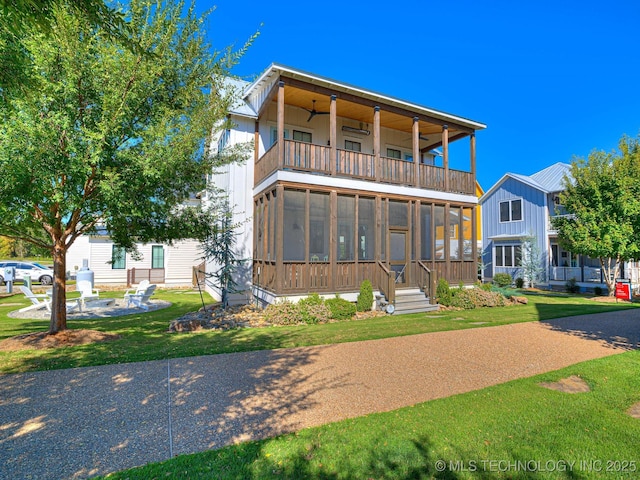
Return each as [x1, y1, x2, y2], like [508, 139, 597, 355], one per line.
[280, 85, 466, 147]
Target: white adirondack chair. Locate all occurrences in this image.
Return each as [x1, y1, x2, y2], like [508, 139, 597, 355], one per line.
[125, 284, 157, 310]
[18, 286, 80, 313]
[18, 286, 51, 312]
[123, 280, 150, 303]
[77, 279, 100, 302]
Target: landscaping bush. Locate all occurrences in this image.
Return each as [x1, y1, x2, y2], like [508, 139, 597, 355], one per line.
[515, 277, 524, 288]
[264, 294, 331, 325]
[325, 296, 356, 320]
[263, 301, 304, 325]
[565, 278, 580, 294]
[450, 287, 508, 309]
[493, 273, 513, 287]
[594, 286, 603, 296]
[436, 278, 452, 306]
[298, 293, 331, 324]
[356, 280, 374, 312]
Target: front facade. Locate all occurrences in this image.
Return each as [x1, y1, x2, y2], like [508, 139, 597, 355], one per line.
[208, 64, 485, 305]
[480, 162, 618, 291]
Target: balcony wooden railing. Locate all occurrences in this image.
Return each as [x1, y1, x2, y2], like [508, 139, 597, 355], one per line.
[255, 139, 475, 195]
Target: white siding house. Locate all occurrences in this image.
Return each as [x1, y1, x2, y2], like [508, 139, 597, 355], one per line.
[66, 235, 201, 287]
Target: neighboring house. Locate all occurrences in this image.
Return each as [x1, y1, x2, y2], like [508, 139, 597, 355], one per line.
[480, 162, 622, 292]
[205, 63, 486, 306]
[66, 233, 202, 287]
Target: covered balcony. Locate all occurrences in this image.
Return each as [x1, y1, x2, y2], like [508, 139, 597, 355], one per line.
[253, 78, 479, 195]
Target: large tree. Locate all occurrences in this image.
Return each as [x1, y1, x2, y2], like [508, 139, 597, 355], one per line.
[0, 0, 254, 333]
[552, 135, 640, 295]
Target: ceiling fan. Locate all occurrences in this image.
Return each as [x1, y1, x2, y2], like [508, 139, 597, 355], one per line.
[303, 100, 329, 122]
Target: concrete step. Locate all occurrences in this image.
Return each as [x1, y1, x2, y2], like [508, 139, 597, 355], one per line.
[392, 289, 437, 314]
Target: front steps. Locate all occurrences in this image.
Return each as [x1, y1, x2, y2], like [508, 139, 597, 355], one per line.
[392, 288, 439, 314]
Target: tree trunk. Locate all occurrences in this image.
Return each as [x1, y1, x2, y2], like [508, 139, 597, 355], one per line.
[601, 256, 620, 297]
[48, 242, 68, 334]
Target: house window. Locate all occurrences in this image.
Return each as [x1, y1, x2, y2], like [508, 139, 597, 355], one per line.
[112, 246, 126, 270]
[269, 126, 289, 148]
[152, 246, 164, 269]
[495, 245, 522, 267]
[387, 148, 401, 159]
[499, 199, 522, 222]
[217, 129, 230, 152]
[345, 140, 361, 152]
[293, 130, 312, 143]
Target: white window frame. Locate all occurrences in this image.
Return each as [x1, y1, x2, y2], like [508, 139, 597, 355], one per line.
[494, 244, 522, 267]
[499, 198, 523, 223]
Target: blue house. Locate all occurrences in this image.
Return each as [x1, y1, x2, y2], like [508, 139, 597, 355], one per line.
[480, 162, 610, 291]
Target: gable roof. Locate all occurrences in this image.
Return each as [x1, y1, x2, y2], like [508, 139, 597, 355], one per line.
[480, 162, 572, 203]
[238, 63, 486, 131]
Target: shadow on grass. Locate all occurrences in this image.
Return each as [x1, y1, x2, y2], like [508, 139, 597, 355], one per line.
[537, 303, 640, 350]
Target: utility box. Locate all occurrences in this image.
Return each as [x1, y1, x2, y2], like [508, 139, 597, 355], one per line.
[23, 274, 31, 289]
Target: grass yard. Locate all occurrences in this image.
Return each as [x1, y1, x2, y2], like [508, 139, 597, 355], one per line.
[0, 289, 638, 375]
[99, 350, 640, 479]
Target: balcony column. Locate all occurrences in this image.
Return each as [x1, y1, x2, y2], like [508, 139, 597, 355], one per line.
[373, 106, 381, 182]
[442, 125, 449, 191]
[330, 95, 337, 176]
[412, 116, 420, 187]
[277, 81, 285, 169]
[275, 184, 284, 292]
[470, 132, 476, 180]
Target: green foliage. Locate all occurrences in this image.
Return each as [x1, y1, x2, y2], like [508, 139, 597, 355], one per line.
[594, 286, 604, 296]
[325, 296, 356, 320]
[356, 279, 374, 312]
[0, 0, 256, 332]
[552, 134, 640, 295]
[201, 200, 246, 309]
[491, 285, 517, 299]
[436, 278, 452, 306]
[263, 301, 302, 326]
[450, 287, 508, 309]
[565, 278, 580, 294]
[493, 273, 513, 287]
[515, 277, 524, 288]
[265, 294, 331, 325]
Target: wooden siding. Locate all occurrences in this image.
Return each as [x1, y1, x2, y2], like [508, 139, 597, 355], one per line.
[256, 139, 474, 194]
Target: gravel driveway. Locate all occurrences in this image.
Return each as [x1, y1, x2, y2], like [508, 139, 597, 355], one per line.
[0, 308, 638, 479]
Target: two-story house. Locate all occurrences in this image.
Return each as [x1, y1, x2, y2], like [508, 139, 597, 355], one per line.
[480, 162, 618, 292]
[207, 63, 486, 307]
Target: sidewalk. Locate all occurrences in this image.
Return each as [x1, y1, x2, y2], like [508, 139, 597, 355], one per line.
[1, 309, 638, 479]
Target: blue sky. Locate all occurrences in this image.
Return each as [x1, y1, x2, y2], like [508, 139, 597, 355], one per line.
[199, 0, 640, 190]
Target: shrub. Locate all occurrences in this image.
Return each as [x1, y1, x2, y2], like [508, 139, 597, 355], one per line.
[264, 294, 331, 325]
[436, 278, 452, 306]
[480, 282, 493, 292]
[325, 296, 356, 320]
[263, 301, 303, 325]
[451, 287, 508, 309]
[298, 293, 331, 324]
[493, 273, 512, 288]
[594, 286, 603, 296]
[356, 280, 374, 312]
[565, 278, 580, 294]
[515, 277, 524, 288]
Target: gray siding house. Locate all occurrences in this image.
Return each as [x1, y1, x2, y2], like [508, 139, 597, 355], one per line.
[480, 162, 610, 291]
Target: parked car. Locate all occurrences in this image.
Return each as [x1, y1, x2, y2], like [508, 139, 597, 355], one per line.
[0, 261, 54, 285]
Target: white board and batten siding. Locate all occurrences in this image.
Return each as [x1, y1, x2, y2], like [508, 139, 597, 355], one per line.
[66, 236, 201, 286]
[481, 176, 549, 280]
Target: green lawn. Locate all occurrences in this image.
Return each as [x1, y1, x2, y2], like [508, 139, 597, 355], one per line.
[100, 350, 640, 479]
[0, 289, 638, 375]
